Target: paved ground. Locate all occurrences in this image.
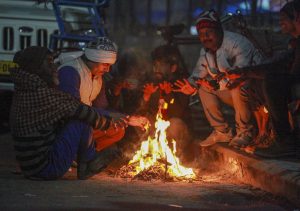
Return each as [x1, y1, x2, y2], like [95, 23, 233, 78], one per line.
[0, 132, 298, 210]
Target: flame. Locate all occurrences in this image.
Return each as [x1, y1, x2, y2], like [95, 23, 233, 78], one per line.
[128, 110, 196, 179]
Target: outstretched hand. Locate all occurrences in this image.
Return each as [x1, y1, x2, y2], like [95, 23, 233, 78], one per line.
[159, 81, 173, 95]
[173, 79, 196, 95]
[143, 83, 159, 101]
[128, 115, 151, 131]
[195, 78, 218, 91]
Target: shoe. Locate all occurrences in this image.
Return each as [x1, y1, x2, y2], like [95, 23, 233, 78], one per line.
[199, 129, 233, 147]
[77, 146, 121, 180]
[254, 139, 296, 158]
[229, 131, 253, 148]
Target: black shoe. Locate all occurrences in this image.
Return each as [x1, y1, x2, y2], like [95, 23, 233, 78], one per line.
[77, 146, 121, 180]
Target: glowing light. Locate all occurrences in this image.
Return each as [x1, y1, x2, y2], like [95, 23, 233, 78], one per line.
[128, 110, 196, 179]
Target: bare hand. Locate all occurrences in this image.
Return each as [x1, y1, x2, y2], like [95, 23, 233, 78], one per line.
[195, 78, 216, 91]
[128, 115, 151, 130]
[143, 83, 159, 101]
[173, 79, 196, 95]
[159, 81, 173, 95]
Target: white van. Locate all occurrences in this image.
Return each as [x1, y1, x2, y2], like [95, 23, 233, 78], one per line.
[0, 0, 107, 90]
[0, 0, 58, 82]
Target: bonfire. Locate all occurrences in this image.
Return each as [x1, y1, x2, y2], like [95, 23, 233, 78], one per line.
[117, 100, 196, 181]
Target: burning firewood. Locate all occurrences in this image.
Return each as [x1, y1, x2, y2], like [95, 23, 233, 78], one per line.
[116, 108, 196, 182]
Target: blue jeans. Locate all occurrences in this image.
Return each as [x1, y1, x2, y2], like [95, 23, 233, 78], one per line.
[36, 121, 95, 179]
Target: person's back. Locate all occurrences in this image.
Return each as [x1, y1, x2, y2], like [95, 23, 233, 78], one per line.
[10, 46, 116, 180]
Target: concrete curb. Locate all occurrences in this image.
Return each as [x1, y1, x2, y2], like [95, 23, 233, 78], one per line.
[200, 144, 300, 207]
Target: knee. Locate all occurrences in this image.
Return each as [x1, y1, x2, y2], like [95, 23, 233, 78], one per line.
[232, 86, 250, 101]
[198, 86, 210, 98]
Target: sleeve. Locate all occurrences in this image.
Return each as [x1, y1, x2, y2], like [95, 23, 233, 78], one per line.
[94, 107, 110, 116]
[230, 36, 262, 68]
[235, 50, 293, 78]
[58, 66, 81, 100]
[73, 104, 111, 130]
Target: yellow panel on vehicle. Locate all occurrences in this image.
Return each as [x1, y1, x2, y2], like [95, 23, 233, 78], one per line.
[0, 61, 18, 75]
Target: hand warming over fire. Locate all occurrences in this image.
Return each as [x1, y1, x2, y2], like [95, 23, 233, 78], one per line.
[159, 81, 173, 95]
[128, 115, 150, 131]
[195, 78, 218, 91]
[173, 79, 197, 95]
[143, 83, 159, 102]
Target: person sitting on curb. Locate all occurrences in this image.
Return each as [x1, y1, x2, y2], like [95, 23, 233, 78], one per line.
[9, 46, 130, 180]
[174, 10, 263, 149]
[225, 0, 300, 158]
[57, 37, 149, 152]
[137, 45, 195, 163]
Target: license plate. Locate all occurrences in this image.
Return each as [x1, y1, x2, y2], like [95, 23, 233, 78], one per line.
[0, 61, 18, 75]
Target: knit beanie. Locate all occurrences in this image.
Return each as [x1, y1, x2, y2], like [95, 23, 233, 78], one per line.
[13, 46, 50, 73]
[195, 10, 221, 31]
[84, 37, 117, 64]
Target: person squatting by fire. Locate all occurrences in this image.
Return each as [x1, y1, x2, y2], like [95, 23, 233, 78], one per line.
[10, 44, 150, 180]
[174, 9, 263, 149]
[174, 1, 300, 159]
[104, 44, 197, 176]
[137, 45, 195, 163]
[111, 45, 196, 180]
[57, 37, 149, 152]
[224, 0, 300, 158]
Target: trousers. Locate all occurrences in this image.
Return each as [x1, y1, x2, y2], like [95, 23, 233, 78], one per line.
[198, 81, 254, 135]
[36, 121, 94, 179]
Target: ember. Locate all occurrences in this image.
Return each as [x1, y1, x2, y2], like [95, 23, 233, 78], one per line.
[117, 103, 196, 181]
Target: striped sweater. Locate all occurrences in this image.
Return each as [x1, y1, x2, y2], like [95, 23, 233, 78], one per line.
[10, 68, 111, 177]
